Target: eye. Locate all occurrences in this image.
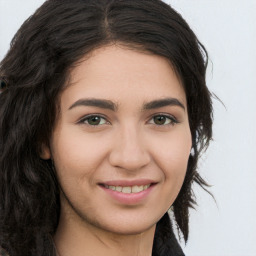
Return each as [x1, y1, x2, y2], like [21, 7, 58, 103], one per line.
[78, 115, 108, 126]
[148, 114, 178, 126]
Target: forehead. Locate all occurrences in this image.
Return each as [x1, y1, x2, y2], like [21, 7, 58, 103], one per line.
[61, 45, 186, 110]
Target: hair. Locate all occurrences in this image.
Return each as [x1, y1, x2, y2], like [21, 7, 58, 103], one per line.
[0, 0, 213, 255]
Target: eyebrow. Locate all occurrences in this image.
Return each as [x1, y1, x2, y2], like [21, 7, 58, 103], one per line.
[69, 98, 117, 111]
[143, 98, 185, 111]
[68, 97, 185, 111]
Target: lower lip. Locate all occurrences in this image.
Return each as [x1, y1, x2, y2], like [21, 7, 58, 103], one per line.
[100, 184, 156, 205]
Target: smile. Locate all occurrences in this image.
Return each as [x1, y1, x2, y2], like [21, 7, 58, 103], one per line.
[99, 179, 156, 204]
[103, 184, 151, 194]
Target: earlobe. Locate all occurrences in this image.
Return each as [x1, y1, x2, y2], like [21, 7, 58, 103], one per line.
[40, 143, 51, 160]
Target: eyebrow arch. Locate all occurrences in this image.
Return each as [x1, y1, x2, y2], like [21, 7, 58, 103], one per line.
[69, 98, 118, 111]
[68, 97, 185, 112]
[143, 98, 185, 111]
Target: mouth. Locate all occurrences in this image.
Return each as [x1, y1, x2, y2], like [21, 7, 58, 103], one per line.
[102, 184, 152, 194]
[98, 179, 157, 204]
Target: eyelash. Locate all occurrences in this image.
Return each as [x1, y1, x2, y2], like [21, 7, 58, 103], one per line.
[148, 114, 178, 126]
[77, 114, 179, 126]
[77, 114, 109, 126]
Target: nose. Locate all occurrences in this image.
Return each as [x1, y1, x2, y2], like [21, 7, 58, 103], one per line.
[108, 125, 151, 171]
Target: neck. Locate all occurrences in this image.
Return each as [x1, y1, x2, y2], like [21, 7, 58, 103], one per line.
[54, 210, 156, 256]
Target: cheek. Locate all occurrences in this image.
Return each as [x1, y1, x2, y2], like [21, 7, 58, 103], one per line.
[51, 128, 110, 183]
[154, 127, 191, 166]
[151, 127, 191, 188]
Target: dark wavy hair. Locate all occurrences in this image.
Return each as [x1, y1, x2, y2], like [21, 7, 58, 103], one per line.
[0, 0, 213, 255]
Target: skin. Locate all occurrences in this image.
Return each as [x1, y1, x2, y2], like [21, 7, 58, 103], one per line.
[41, 45, 192, 256]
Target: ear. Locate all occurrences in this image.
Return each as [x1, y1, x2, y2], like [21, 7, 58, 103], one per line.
[40, 143, 51, 160]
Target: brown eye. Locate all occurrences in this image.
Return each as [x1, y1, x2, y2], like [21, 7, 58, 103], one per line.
[153, 116, 168, 125]
[79, 115, 108, 126]
[87, 116, 102, 125]
[149, 115, 177, 126]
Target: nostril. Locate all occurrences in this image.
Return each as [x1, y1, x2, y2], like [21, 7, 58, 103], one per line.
[108, 149, 151, 171]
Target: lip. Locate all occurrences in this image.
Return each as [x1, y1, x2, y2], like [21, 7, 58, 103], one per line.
[98, 179, 157, 205]
[99, 179, 156, 187]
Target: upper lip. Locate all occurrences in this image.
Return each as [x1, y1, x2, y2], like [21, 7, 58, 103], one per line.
[99, 179, 157, 187]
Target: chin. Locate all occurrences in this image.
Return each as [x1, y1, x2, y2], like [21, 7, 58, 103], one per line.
[104, 223, 156, 236]
[90, 215, 158, 236]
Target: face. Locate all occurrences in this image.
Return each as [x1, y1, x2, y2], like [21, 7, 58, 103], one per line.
[42, 45, 192, 235]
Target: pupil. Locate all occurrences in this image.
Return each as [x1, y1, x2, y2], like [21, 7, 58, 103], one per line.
[88, 116, 100, 125]
[154, 116, 166, 125]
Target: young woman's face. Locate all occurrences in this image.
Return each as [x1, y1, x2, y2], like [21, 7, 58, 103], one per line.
[43, 45, 191, 235]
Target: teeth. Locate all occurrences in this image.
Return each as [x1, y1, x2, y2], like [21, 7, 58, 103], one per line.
[143, 184, 150, 190]
[105, 184, 151, 193]
[132, 185, 144, 193]
[122, 186, 132, 193]
[115, 186, 122, 192]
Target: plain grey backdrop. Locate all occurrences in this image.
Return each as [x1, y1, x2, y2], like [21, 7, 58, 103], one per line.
[0, 1, 256, 256]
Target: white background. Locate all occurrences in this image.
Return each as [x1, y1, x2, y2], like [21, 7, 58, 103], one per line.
[0, 1, 255, 256]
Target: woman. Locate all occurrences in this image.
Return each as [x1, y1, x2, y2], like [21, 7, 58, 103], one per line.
[0, 0, 213, 255]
